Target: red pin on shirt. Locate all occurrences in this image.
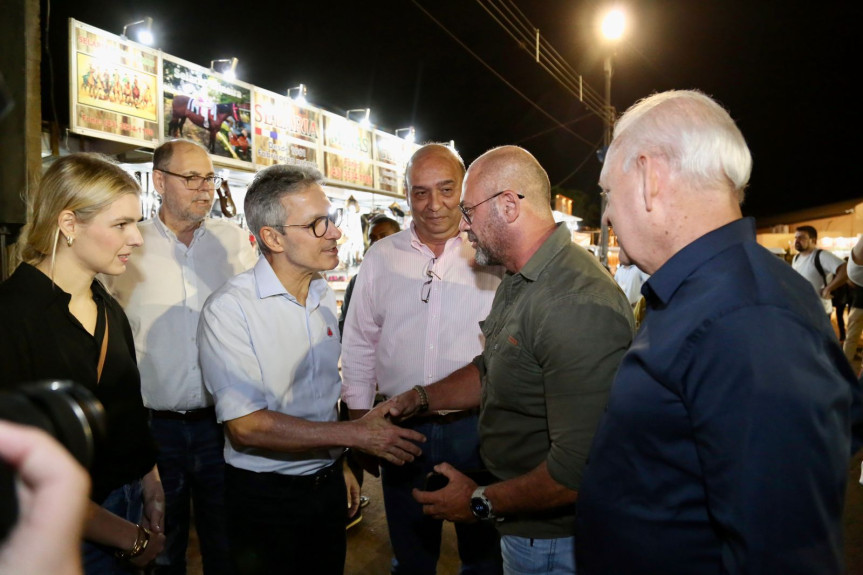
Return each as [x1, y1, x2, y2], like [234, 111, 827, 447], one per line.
[327, 327, 333, 336]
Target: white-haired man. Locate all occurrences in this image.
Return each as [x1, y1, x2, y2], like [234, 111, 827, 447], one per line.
[577, 90, 863, 575]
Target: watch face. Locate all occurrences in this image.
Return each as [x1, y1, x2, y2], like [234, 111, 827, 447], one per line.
[470, 497, 490, 519]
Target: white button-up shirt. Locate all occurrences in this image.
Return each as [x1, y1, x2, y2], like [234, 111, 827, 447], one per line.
[341, 224, 503, 409]
[198, 257, 343, 475]
[105, 215, 257, 411]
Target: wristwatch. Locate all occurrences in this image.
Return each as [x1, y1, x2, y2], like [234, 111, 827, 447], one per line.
[470, 486, 496, 521]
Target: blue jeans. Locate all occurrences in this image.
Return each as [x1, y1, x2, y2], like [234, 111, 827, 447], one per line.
[149, 415, 234, 575]
[500, 535, 575, 575]
[381, 413, 502, 575]
[83, 480, 143, 575]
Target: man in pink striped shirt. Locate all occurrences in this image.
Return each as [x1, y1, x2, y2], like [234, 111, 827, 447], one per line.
[341, 143, 504, 575]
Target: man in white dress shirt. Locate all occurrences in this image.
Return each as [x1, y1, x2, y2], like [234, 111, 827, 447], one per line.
[106, 139, 257, 575]
[197, 164, 426, 575]
[341, 143, 504, 575]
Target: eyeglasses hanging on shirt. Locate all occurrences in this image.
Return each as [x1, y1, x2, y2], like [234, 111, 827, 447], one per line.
[421, 258, 440, 303]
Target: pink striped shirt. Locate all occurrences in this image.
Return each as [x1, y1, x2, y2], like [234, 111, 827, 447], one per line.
[341, 224, 503, 409]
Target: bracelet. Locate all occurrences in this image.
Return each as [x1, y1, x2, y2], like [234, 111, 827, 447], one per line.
[115, 524, 151, 561]
[413, 385, 429, 413]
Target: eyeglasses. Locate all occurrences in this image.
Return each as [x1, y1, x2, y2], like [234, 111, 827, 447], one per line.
[155, 169, 224, 190]
[421, 258, 440, 303]
[459, 191, 524, 225]
[269, 208, 343, 238]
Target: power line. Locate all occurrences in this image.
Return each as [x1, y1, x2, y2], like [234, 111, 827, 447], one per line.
[409, 0, 598, 149]
[476, 0, 608, 120]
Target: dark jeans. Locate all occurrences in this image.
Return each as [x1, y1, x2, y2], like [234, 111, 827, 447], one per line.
[381, 413, 502, 575]
[225, 462, 347, 575]
[149, 415, 234, 575]
[82, 480, 143, 575]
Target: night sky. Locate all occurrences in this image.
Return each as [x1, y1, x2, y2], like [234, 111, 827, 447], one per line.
[43, 0, 857, 221]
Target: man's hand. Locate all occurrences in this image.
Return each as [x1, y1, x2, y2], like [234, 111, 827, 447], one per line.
[133, 466, 166, 568]
[351, 404, 425, 465]
[344, 460, 361, 519]
[377, 389, 424, 422]
[141, 466, 165, 535]
[412, 462, 477, 523]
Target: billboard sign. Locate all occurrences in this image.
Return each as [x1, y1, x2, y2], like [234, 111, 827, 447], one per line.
[162, 56, 253, 167]
[69, 20, 160, 147]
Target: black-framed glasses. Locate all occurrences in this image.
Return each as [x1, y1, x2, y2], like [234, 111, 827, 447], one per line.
[155, 169, 223, 190]
[421, 258, 440, 303]
[269, 208, 343, 238]
[459, 190, 525, 225]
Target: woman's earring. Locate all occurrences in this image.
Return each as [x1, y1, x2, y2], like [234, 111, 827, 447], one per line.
[65, 235, 75, 247]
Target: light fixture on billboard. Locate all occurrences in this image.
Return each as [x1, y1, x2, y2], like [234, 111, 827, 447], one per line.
[346, 108, 371, 128]
[121, 17, 154, 45]
[210, 58, 239, 81]
[395, 127, 416, 143]
[287, 84, 307, 104]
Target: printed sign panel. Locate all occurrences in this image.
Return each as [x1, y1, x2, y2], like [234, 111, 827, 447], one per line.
[162, 57, 253, 166]
[324, 152, 375, 189]
[323, 114, 373, 158]
[376, 166, 403, 195]
[70, 20, 160, 146]
[252, 88, 320, 169]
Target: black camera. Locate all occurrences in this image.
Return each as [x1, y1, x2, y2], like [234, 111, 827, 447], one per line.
[0, 380, 106, 542]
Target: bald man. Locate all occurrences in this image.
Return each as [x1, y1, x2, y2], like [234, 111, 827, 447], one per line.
[106, 139, 257, 575]
[386, 146, 634, 574]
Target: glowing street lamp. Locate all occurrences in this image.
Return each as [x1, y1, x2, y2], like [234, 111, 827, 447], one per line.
[211, 58, 238, 81]
[395, 127, 416, 143]
[287, 84, 307, 105]
[346, 108, 371, 128]
[598, 7, 626, 268]
[121, 17, 153, 45]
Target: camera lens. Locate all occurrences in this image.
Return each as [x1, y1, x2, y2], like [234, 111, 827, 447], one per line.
[0, 380, 106, 541]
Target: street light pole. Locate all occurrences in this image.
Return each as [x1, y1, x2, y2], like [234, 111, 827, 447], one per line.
[598, 7, 625, 268]
[600, 54, 613, 268]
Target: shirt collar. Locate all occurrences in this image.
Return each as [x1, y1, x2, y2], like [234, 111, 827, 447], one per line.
[153, 212, 208, 243]
[14, 262, 107, 305]
[408, 221, 463, 256]
[644, 217, 755, 305]
[517, 222, 572, 282]
[253, 256, 328, 306]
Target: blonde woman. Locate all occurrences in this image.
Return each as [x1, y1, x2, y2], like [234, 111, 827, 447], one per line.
[0, 153, 166, 574]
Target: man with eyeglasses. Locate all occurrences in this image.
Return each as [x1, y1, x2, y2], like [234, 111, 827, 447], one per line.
[105, 139, 257, 575]
[341, 143, 504, 575]
[197, 163, 426, 575]
[387, 145, 634, 574]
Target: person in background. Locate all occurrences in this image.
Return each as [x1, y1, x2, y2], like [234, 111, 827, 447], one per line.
[0, 153, 166, 573]
[0, 421, 91, 575]
[342, 143, 504, 575]
[576, 89, 863, 575]
[388, 145, 633, 575]
[792, 225, 848, 327]
[844, 236, 863, 373]
[105, 139, 257, 575]
[197, 164, 426, 575]
[338, 215, 401, 337]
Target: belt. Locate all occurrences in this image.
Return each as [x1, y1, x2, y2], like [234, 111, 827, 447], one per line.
[227, 456, 343, 488]
[150, 406, 215, 422]
[413, 408, 479, 426]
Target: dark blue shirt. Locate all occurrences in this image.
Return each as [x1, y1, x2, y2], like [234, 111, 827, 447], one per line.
[577, 218, 863, 575]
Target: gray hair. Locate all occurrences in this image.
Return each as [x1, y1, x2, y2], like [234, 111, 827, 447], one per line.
[604, 90, 752, 202]
[245, 164, 323, 253]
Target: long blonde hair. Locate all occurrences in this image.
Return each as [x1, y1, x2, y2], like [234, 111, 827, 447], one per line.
[16, 153, 140, 269]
